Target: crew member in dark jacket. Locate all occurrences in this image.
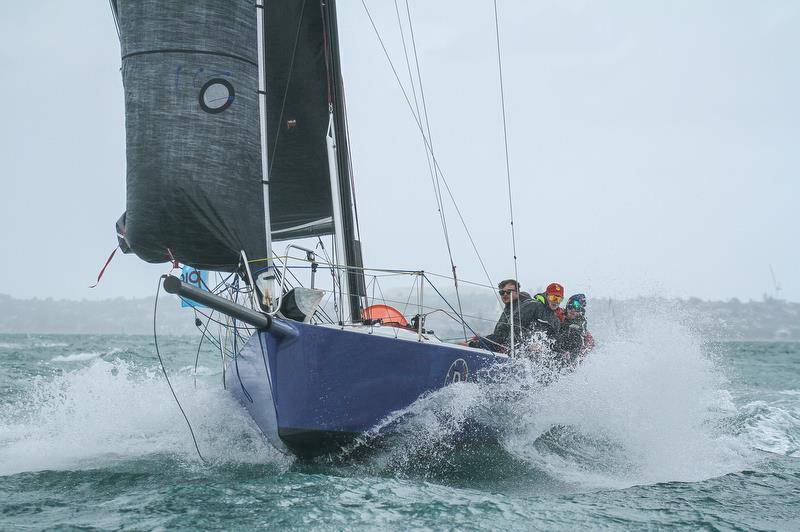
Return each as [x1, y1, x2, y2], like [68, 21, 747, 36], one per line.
[555, 293, 595, 367]
[466, 279, 538, 352]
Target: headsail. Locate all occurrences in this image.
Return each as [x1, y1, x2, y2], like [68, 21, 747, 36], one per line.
[112, 0, 355, 271]
[113, 0, 264, 270]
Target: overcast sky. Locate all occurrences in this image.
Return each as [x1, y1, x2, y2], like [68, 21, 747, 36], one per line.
[0, 1, 797, 302]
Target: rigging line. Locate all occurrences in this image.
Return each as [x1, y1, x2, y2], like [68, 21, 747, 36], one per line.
[404, 0, 451, 248]
[189, 305, 251, 331]
[423, 275, 489, 348]
[273, 247, 336, 324]
[394, 0, 436, 201]
[400, 274, 419, 321]
[267, 0, 308, 178]
[404, 0, 468, 339]
[234, 340, 254, 403]
[195, 330, 231, 361]
[360, 0, 497, 296]
[365, 275, 376, 332]
[493, 0, 519, 283]
[346, 292, 501, 325]
[400, 4, 451, 247]
[423, 270, 496, 290]
[153, 276, 206, 464]
[397, 0, 464, 338]
[108, 0, 120, 39]
[192, 310, 211, 389]
[317, 237, 346, 322]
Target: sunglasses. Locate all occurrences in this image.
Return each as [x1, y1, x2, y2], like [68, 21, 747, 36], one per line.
[546, 294, 563, 303]
[569, 300, 582, 310]
[498, 289, 516, 296]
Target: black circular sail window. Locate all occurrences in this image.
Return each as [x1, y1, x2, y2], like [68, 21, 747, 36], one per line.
[199, 78, 235, 114]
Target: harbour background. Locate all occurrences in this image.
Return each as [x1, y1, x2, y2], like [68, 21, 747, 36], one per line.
[2, 290, 797, 341]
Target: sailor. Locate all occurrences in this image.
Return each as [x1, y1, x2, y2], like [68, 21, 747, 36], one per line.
[529, 282, 564, 341]
[465, 279, 538, 352]
[555, 293, 595, 367]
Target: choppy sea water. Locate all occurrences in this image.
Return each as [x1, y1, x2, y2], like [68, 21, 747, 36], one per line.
[0, 323, 798, 530]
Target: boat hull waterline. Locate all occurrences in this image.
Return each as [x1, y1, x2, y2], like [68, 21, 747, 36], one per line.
[226, 320, 504, 457]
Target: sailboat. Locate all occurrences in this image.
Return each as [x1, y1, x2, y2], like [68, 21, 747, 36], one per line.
[109, 0, 507, 457]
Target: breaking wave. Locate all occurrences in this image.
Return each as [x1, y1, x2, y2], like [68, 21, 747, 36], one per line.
[0, 357, 290, 476]
[36, 341, 70, 348]
[50, 348, 123, 363]
[0, 342, 24, 350]
[736, 400, 800, 457]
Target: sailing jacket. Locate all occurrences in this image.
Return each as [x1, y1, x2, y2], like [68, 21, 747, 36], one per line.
[530, 293, 562, 340]
[555, 315, 595, 363]
[474, 292, 539, 351]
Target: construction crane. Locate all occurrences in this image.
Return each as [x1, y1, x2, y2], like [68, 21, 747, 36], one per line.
[769, 265, 782, 300]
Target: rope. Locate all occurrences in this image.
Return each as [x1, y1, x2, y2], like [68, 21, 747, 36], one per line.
[394, 0, 442, 242]
[401, 0, 469, 339]
[360, 0, 497, 299]
[89, 246, 118, 288]
[192, 313, 210, 389]
[493, 0, 519, 284]
[153, 276, 207, 464]
[423, 275, 493, 351]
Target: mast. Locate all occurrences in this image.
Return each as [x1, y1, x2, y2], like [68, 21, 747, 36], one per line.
[323, 0, 365, 323]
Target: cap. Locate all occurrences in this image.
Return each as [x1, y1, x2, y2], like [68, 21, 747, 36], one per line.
[546, 283, 564, 298]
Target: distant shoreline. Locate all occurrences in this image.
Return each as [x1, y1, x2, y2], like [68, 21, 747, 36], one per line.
[1, 293, 798, 340]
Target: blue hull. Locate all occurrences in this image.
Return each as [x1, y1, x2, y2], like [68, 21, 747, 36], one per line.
[226, 320, 503, 457]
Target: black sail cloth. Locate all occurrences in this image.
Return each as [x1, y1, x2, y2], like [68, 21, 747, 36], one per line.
[114, 0, 336, 271]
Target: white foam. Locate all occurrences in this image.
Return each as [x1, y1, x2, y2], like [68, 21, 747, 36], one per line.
[739, 400, 800, 457]
[50, 347, 124, 363]
[51, 352, 104, 362]
[177, 365, 219, 377]
[0, 342, 23, 350]
[0, 358, 291, 476]
[349, 314, 755, 489]
[501, 318, 752, 488]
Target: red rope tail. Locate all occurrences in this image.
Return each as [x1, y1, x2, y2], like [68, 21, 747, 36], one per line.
[89, 247, 119, 288]
[166, 248, 180, 269]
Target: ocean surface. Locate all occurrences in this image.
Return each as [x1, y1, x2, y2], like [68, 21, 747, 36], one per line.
[1, 323, 798, 530]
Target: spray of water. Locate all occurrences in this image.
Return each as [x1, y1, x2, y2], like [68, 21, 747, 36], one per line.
[0, 357, 291, 476]
[334, 314, 757, 489]
[504, 317, 751, 488]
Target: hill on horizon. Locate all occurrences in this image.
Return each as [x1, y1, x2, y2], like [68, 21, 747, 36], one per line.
[0, 292, 797, 340]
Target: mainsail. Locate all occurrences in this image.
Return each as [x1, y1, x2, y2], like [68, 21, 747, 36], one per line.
[112, 0, 357, 273]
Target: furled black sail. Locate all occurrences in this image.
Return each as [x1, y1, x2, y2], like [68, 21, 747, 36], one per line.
[264, 1, 334, 241]
[112, 0, 346, 271]
[114, 0, 264, 270]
